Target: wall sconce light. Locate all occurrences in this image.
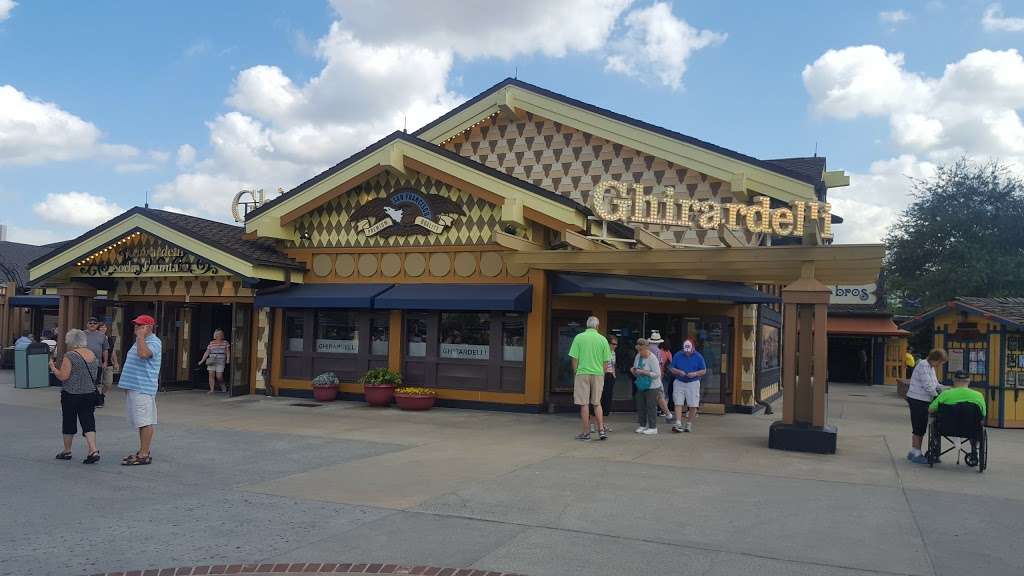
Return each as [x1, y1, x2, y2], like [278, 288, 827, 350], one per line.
[298, 231, 312, 241]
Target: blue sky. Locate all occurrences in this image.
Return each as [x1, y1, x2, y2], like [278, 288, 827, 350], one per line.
[2, 0, 1023, 244]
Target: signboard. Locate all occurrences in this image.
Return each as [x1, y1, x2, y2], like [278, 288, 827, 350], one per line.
[78, 233, 221, 278]
[829, 284, 878, 305]
[590, 180, 833, 239]
[351, 188, 465, 238]
[316, 339, 358, 354]
[440, 343, 490, 360]
[948, 349, 965, 373]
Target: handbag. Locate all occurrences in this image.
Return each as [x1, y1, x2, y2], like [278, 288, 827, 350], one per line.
[633, 355, 653, 390]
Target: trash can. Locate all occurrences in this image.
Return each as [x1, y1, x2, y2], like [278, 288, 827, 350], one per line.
[14, 342, 51, 389]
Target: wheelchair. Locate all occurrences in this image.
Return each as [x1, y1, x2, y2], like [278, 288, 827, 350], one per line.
[926, 402, 987, 473]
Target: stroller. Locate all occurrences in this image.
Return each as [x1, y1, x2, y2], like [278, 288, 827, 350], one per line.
[926, 401, 988, 473]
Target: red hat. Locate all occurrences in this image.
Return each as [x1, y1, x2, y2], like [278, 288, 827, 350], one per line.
[131, 314, 156, 326]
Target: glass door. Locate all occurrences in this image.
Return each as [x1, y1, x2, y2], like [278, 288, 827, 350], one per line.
[549, 311, 587, 395]
[607, 312, 645, 405]
[682, 317, 732, 405]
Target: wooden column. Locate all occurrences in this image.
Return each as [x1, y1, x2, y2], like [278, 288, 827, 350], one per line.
[770, 271, 834, 453]
[56, 283, 97, 357]
[0, 282, 12, 350]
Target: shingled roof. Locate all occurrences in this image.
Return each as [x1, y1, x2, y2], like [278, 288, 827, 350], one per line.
[0, 240, 68, 288]
[765, 157, 826, 185]
[902, 297, 1024, 330]
[28, 207, 302, 272]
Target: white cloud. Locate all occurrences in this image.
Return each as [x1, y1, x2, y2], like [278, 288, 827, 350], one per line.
[176, 144, 196, 168]
[114, 162, 159, 174]
[0, 85, 138, 165]
[982, 3, 1024, 32]
[806, 45, 1024, 243]
[0, 0, 15, 23]
[4, 225, 65, 245]
[605, 2, 725, 89]
[830, 155, 938, 244]
[32, 192, 125, 227]
[328, 0, 632, 60]
[879, 10, 909, 27]
[156, 1, 723, 218]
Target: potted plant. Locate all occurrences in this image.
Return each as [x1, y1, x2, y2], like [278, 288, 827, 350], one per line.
[360, 368, 402, 407]
[394, 386, 438, 411]
[311, 372, 340, 402]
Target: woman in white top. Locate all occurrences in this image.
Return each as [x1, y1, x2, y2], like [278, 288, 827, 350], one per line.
[905, 349, 947, 464]
[631, 338, 663, 435]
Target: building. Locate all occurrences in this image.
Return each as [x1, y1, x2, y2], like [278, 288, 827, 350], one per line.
[902, 297, 1024, 428]
[28, 78, 882, 421]
[0, 239, 67, 366]
[826, 283, 908, 386]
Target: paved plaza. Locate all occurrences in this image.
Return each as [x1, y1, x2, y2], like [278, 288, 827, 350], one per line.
[0, 372, 1021, 576]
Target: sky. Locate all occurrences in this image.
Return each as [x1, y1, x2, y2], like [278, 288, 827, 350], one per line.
[1, 0, 1023, 245]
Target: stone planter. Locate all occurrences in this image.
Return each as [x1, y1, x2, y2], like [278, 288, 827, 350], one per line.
[364, 384, 395, 407]
[394, 392, 436, 411]
[312, 386, 338, 402]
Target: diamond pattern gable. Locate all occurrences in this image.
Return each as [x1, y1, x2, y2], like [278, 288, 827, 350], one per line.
[293, 171, 500, 249]
[443, 112, 763, 247]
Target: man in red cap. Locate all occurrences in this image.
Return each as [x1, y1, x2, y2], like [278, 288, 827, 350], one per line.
[117, 314, 162, 466]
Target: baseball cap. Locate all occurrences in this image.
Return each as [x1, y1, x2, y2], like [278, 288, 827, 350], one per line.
[87, 316, 99, 323]
[953, 370, 969, 380]
[131, 314, 156, 326]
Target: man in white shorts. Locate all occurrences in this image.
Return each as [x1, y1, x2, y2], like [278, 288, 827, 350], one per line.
[668, 338, 707, 433]
[117, 314, 162, 465]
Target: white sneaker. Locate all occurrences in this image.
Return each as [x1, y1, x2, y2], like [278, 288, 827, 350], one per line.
[635, 426, 647, 434]
[590, 423, 597, 433]
[664, 414, 675, 423]
[642, 428, 658, 435]
[684, 422, 692, 432]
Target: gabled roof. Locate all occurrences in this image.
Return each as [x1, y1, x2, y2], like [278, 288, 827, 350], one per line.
[765, 157, 826, 185]
[902, 297, 1024, 330]
[28, 207, 302, 286]
[245, 130, 634, 239]
[0, 240, 68, 288]
[415, 78, 825, 189]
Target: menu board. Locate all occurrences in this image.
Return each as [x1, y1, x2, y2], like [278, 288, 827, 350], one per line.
[948, 349, 965, 373]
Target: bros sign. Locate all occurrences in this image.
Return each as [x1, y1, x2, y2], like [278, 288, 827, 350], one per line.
[589, 181, 833, 239]
[829, 284, 878, 305]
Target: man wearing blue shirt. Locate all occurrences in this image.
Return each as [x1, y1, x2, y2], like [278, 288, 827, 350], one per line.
[668, 339, 706, 433]
[118, 314, 162, 466]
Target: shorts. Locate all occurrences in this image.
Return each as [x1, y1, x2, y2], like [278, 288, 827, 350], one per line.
[61, 390, 97, 435]
[101, 367, 115, 387]
[673, 380, 701, 408]
[124, 389, 158, 428]
[574, 373, 604, 406]
[206, 361, 226, 374]
[907, 397, 930, 437]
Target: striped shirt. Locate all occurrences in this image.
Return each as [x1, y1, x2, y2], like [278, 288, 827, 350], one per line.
[118, 334, 162, 396]
[206, 340, 229, 364]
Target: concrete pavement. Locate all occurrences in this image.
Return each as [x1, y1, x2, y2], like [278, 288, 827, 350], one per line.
[0, 371, 1021, 576]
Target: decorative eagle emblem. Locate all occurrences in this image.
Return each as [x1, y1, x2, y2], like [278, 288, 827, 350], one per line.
[350, 187, 465, 238]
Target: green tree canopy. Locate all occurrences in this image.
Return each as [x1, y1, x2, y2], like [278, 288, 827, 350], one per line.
[884, 159, 1024, 313]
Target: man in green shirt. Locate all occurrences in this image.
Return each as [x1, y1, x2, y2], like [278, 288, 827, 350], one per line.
[568, 316, 613, 441]
[929, 370, 987, 418]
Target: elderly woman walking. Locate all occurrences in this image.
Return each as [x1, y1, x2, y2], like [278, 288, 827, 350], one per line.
[49, 328, 101, 464]
[631, 337, 663, 435]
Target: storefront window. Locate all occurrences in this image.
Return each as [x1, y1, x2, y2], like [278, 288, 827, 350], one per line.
[440, 312, 490, 360]
[285, 313, 305, 352]
[315, 310, 358, 354]
[407, 317, 428, 357]
[502, 313, 525, 362]
[371, 315, 389, 356]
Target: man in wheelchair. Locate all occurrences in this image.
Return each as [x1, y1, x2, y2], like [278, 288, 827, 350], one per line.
[926, 370, 988, 471]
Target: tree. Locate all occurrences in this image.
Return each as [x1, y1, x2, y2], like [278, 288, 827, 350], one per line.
[883, 159, 1024, 313]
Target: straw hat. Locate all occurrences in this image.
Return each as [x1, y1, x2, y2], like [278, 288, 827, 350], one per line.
[648, 330, 664, 345]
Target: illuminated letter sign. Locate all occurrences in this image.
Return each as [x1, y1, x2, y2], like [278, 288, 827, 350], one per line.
[590, 180, 833, 239]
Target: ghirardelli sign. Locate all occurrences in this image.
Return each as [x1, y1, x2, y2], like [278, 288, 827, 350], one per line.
[79, 245, 219, 277]
[590, 180, 833, 239]
[351, 188, 465, 238]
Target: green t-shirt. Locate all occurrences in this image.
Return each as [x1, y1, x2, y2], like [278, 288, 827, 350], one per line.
[568, 328, 612, 376]
[929, 387, 987, 418]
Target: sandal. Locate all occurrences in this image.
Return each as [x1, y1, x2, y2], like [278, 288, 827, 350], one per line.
[121, 454, 152, 466]
[55, 451, 72, 460]
[121, 452, 139, 464]
[83, 451, 100, 464]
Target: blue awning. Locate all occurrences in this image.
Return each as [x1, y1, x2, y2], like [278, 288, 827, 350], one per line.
[374, 284, 533, 312]
[8, 295, 59, 308]
[552, 272, 778, 304]
[253, 284, 392, 309]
